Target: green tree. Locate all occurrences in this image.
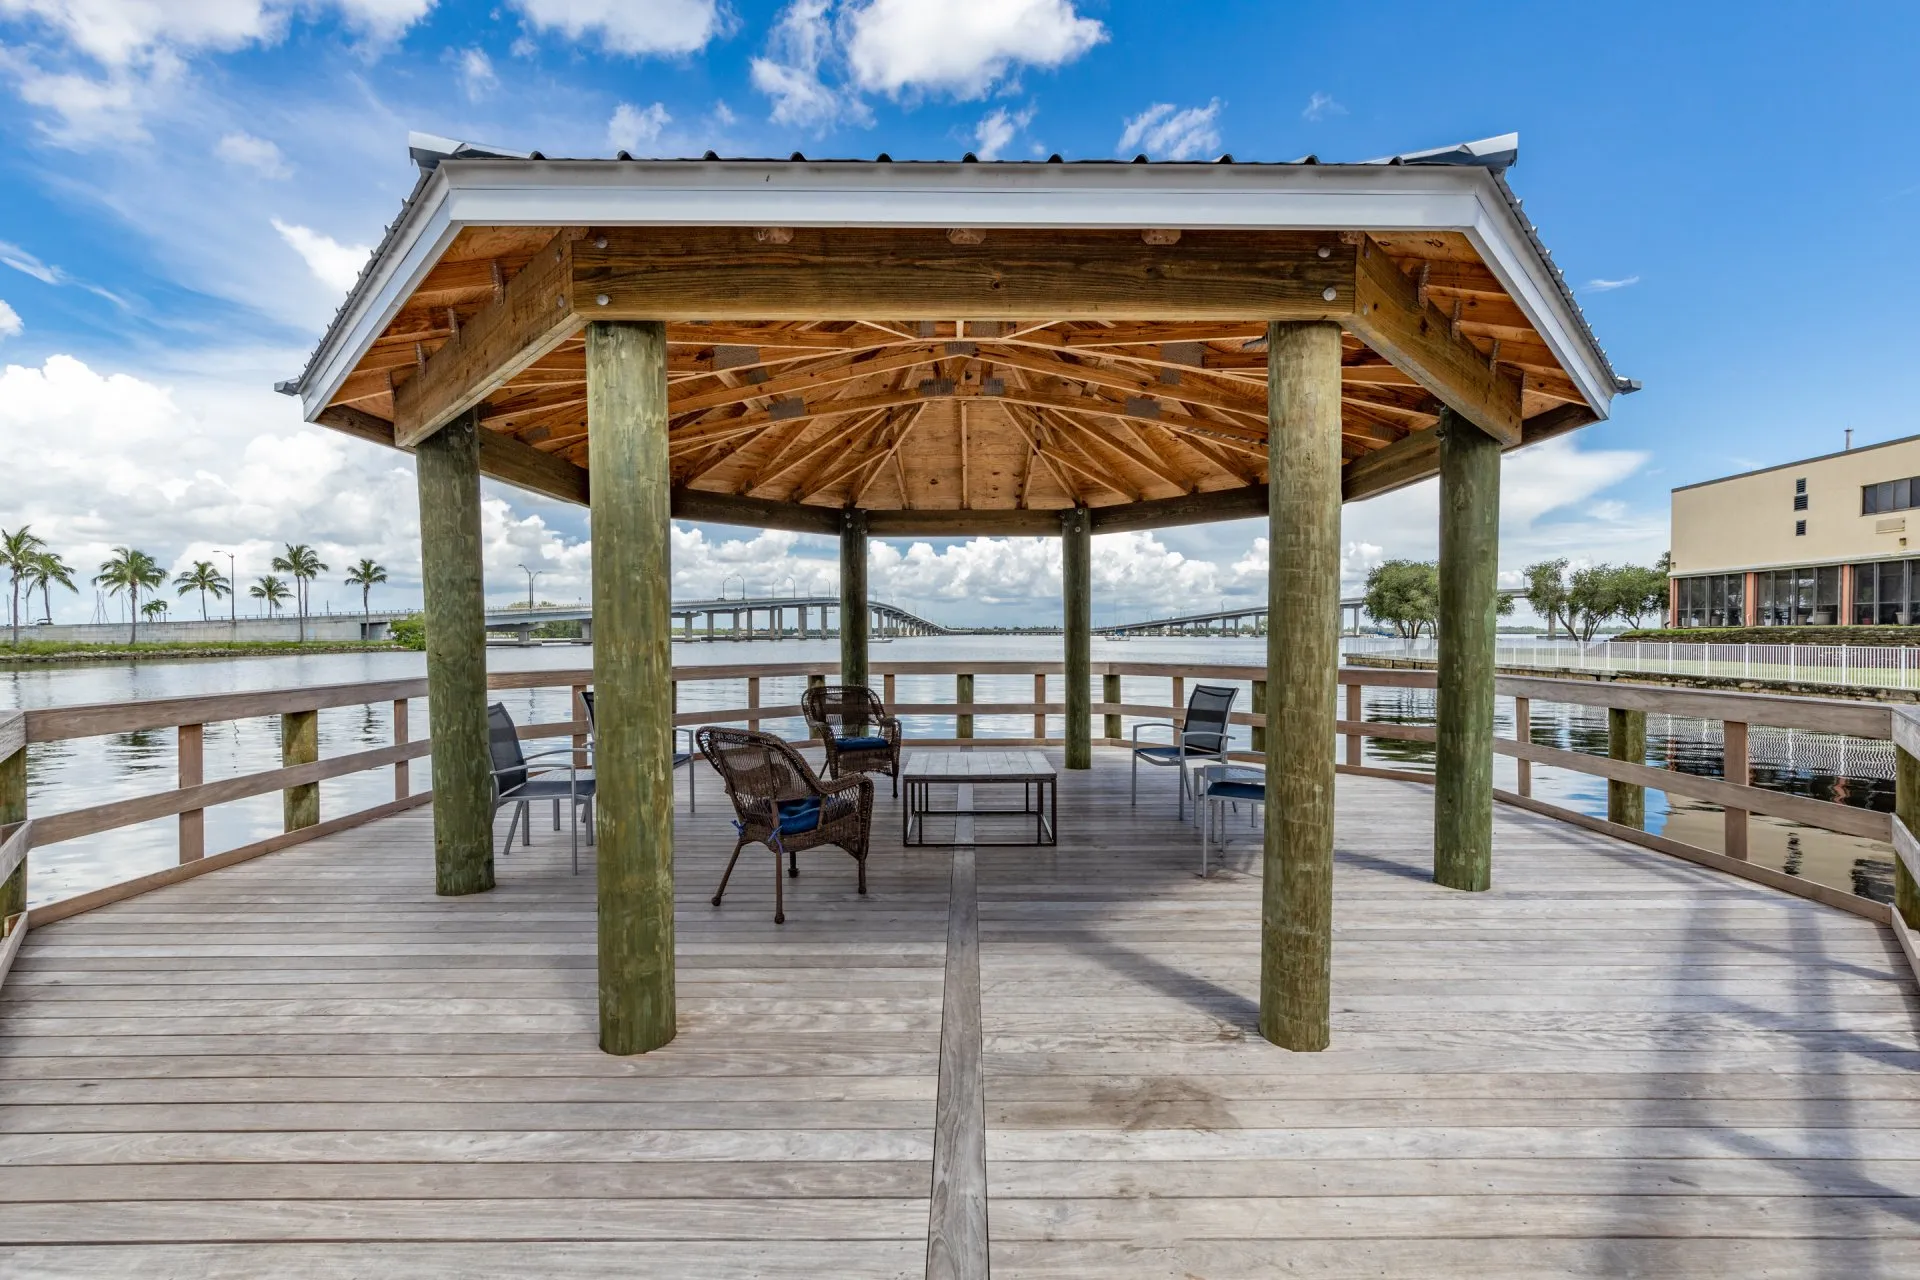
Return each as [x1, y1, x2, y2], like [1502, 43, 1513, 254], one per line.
[1566, 563, 1624, 641]
[141, 598, 169, 622]
[93, 547, 167, 643]
[2, 525, 47, 647]
[250, 574, 291, 617]
[1363, 559, 1440, 638]
[173, 560, 232, 622]
[271, 543, 328, 642]
[1612, 563, 1670, 629]
[344, 558, 388, 616]
[1522, 558, 1571, 638]
[28, 550, 76, 624]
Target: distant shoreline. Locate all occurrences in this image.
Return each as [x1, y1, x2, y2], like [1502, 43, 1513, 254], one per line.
[0, 641, 413, 667]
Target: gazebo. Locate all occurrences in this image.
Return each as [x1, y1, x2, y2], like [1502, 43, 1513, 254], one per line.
[280, 131, 1632, 1056]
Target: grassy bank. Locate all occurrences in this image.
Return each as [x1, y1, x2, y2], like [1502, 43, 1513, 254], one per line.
[0, 640, 411, 665]
[1615, 626, 1920, 647]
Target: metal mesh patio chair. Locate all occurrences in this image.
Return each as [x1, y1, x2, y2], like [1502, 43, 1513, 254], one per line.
[1130, 683, 1238, 819]
[697, 726, 874, 924]
[488, 702, 595, 873]
[801, 684, 902, 798]
[580, 691, 697, 812]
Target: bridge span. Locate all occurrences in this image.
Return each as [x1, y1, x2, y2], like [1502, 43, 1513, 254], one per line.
[482, 595, 952, 643]
[1095, 589, 1527, 638]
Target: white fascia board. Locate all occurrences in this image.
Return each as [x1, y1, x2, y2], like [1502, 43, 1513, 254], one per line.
[300, 159, 1614, 423]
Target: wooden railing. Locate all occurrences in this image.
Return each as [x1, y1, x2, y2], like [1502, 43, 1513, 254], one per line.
[1, 660, 1913, 957]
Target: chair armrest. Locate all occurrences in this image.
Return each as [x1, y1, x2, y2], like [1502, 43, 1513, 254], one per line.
[519, 746, 589, 763]
[1179, 730, 1228, 751]
[1131, 721, 1176, 743]
[819, 774, 869, 797]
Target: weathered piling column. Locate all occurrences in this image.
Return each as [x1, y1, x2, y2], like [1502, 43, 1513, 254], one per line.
[840, 511, 870, 690]
[1434, 408, 1502, 891]
[415, 409, 494, 897]
[1894, 710, 1920, 932]
[1260, 321, 1342, 1052]
[1062, 505, 1092, 770]
[1, 710, 25, 929]
[1608, 708, 1647, 829]
[587, 319, 677, 1056]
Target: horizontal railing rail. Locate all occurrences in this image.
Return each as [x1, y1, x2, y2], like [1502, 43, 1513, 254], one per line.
[1346, 634, 1920, 693]
[0, 659, 1903, 935]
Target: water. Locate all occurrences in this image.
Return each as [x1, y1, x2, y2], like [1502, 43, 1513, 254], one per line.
[2, 636, 1896, 908]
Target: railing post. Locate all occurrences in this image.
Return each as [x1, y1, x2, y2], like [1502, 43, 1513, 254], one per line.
[1607, 707, 1646, 829]
[747, 676, 761, 734]
[883, 672, 897, 712]
[281, 708, 319, 832]
[1344, 681, 1363, 768]
[1104, 673, 1123, 744]
[1895, 712, 1920, 931]
[569, 686, 587, 771]
[394, 698, 411, 800]
[956, 673, 974, 740]
[178, 723, 205, 862]
[1723, 719, 1749, 860]
[808, 672, 825, 693]
[1250, 678, 1266, 754]
[1034, 673, 1047, 741]
[1, 711, 25, 929]
[1172, 676, 1186, 725]
[1514, 697, 1531, 797]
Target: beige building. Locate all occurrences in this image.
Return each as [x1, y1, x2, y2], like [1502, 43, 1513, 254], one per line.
[1670, 433, 1920, 626]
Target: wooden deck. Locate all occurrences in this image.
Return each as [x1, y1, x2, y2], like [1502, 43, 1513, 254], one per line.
[2, 749, 1918, 1277]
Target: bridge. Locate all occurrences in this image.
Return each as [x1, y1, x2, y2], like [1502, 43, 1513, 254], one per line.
[1095, 589, 1528, 637]
[482, 595, 953, 643]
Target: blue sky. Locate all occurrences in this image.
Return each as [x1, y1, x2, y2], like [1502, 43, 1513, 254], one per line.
[1, 1, 1913, 624]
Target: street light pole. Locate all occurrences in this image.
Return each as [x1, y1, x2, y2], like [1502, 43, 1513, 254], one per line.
[215, 550, 236, 643]
[517, 563, 542, 612]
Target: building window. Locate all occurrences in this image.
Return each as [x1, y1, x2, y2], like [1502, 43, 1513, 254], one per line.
[1862, 477, 1920, 514]
[1795, 520, 1807, 536]
[1852, 560, 1920, 625]
[1794, 493, 1809, 511]
[1756, 566, 1840, 625]
[1674, 573, 1747, 627]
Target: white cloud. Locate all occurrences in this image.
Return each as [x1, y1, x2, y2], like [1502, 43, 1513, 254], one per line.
[607, 100, 671, 153]
[1302, 91, 1345, 122]
[972, 104, 1033, 160]
[0, 300, 21, 339]
[457, 46, 497, 100]
[0, 240, 61, 285]
[509, 0, 730, 57]
[751, 0, 869, 129]
[843, 0, 1105, 99]
[215, 130, 290, 178]
[1116, 98, 1222, 160]
[1585, 275, 1641, 292]
[271, 218, 372, 293]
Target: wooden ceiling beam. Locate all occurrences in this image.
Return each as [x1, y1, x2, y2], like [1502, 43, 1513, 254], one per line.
[671, 346, 942, 416]
[394, 230, 583, 448]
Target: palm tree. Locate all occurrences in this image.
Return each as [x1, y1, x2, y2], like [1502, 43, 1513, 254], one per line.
[29, 550, 76, 624]
[344, 558, 388, 617]
[141, 599, 169, 622]
[93, 547, 167, 643]
[271, 543, 328, 642]
[250, 575, 291, 617]
[2, 525, 47, 647]
[173, 560, 232, 622]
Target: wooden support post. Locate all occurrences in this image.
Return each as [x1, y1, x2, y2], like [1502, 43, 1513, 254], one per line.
[1896, 744, 1920, 930]
[393, 699, 411, 801]
[1260, 320, 1342, 1053]
[1062, 505, 1092, 769]
[1104, 674, 1123, 743]
[417, 409, 495, 897]
[1433, 408, 1500, 892]
[1250, 679, 1266, 755]
[840, 510, 870, 690]
[1608, 707, 1647, 829]
[281, 710, 319, 833]
[956, 674, 975, 740]
[1723, 719, 1749, 859]
[178, 723, 204, 862]
[588, 318, 677, 1056]
[747, 676, 761, 734]
[1034, 673, 1047, 740]
[1344, 682, 1363, 768]
[1513, 696, 1532, 799]
[0, 713, 25, 928]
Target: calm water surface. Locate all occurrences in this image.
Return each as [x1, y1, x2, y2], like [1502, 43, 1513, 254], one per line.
[2, 636, 1895, 907]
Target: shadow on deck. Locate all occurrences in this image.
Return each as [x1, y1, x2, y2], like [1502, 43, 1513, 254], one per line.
[2, 749, 1918, 1277]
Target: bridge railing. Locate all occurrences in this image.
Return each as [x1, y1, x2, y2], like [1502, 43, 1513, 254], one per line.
[1, 661, 1907, 956]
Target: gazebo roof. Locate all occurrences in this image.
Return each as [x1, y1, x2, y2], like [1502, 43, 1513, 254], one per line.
[281, 134, 1634, 535]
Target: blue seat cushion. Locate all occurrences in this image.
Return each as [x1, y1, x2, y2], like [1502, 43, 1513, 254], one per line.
[836, 735, 889, 751]
[1205, 781, 1265, 802]
[776, 796, 821, 835]
[1134, 744, 1190, 761]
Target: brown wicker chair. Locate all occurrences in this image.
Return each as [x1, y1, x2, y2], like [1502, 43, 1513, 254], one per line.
[697, 726, 874, 924]
[801, 684, 902, 798]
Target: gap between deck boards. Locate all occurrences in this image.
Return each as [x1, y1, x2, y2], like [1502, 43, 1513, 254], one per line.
[927, 784, 988, 1280]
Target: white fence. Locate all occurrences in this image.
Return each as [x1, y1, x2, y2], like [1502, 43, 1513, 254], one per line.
[1341, 635, 1920, 692]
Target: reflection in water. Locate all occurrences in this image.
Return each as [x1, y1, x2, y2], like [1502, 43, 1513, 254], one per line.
[1, 637, 1902, 910]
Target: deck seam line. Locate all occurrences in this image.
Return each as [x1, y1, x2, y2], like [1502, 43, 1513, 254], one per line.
[927, 783, 988, 1279]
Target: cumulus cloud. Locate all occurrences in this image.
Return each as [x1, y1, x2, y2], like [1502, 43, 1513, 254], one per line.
[1116, 98, 1222, 160]
[457, 46, 496, 100]
[0, 299, 21, 338]
[271, 218, 372, 293]
[509, 0, 730, 57]
[972, 104, 1034, 160]
[751, 0, 869, 129]
[215, 130, 290, 177]
[843, 0, 1105, 99]
[607, 100, 671, 153]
